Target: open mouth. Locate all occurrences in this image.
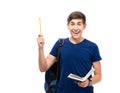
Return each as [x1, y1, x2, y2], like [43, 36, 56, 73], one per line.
[72, 30, 80, 35]
[73, 32, 79, 34]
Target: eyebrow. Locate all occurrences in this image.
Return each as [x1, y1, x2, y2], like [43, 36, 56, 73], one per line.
[70, 22, 83, 24]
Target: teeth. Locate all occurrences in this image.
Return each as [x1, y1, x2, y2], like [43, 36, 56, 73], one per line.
[73, 30, 79, 34]
[73, 32, 78, 34]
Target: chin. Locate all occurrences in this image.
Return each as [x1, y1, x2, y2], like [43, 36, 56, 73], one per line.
[72, 37, 79, 40]
[72, 35, 80, 38]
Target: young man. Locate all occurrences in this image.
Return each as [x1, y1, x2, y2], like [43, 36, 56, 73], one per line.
[37, 11, 102, 93]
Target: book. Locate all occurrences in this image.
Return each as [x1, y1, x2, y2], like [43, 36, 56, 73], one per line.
[67, 68, 95, 82]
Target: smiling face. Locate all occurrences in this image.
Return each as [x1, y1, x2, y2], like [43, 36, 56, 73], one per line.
[67, 19, 86, 41]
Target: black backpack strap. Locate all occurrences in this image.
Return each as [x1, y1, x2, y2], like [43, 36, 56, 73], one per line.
[56, 38, 64, 81]
[56, 39, 64, 61]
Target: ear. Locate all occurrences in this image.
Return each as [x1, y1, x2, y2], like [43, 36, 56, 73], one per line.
[83, 23, 87, 29]
[67, 23, 69, 30]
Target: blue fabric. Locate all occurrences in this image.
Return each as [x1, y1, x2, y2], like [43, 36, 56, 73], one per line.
[50, 38, 102, 93]
[44, 79, 57, 93]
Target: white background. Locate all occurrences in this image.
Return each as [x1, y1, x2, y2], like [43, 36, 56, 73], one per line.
[0, 0, 120, 93]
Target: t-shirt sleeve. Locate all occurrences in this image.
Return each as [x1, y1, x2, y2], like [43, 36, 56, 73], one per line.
[49, 39, 59, 57]
[91, 44, 102, 62]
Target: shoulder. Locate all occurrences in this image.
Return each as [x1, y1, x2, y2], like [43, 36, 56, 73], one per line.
[49, 38, 68, 57]
[58, 37, 69, 45]
[84, 39, 99, 48]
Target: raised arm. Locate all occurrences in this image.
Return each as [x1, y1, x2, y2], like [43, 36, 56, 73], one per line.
[37, 35, 56, 72]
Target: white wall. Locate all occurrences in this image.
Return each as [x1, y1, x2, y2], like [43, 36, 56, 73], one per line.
[0, 0, 120, 93]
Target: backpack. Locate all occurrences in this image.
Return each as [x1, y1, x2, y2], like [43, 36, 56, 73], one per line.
[44, 39, 64, 93]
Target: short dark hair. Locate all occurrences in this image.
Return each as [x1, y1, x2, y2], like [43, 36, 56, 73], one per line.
[67, 11, 86, 24]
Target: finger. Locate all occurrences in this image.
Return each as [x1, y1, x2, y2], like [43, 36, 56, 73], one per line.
[38, 34, 43, 37]
[40, 42, 43, 44]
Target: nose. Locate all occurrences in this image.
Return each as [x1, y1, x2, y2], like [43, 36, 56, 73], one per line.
[74, 25, 79, 29]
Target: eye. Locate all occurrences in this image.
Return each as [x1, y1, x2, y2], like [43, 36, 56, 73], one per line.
[70, 22, 75, 26]
[77, 23, 82, 26]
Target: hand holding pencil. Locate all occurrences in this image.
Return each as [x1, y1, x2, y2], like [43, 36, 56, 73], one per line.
[37, 17, 44, 48]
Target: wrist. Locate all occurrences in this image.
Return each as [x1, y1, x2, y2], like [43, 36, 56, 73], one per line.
[38, 47, 43, 50]
[88, 78, 92, 86]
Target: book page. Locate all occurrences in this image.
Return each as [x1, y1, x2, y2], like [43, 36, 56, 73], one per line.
[67, 68, 95, 82]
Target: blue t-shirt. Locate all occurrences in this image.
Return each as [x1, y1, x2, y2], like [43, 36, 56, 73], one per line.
[50, 38, 102, 93]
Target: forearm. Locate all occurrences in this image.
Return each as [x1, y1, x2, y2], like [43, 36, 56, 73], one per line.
[38, 48, 47, 72]
[91, 61, 102, 84]
[91, 74, 102, 84]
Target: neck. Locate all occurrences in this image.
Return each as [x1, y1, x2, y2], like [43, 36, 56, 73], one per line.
[69, 37, 84, 44]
